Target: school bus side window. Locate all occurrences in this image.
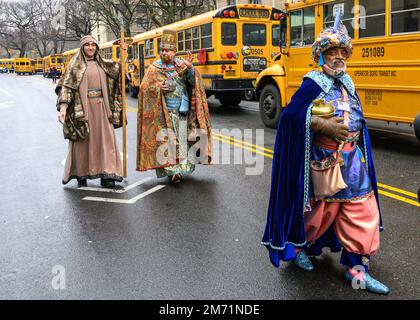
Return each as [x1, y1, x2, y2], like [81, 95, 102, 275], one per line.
[359, 0, 385, 38]
[150, 39, 154, 56]
[290, 10, 302, 47]
[134, 44, 138, 59]
[193, 26, 200, 50]
[185, 29, 192, 50]
[391, 0, 420, 34]
[272, 24, 280, 47]
[222, 22, 237, 46]
[157, 38, 161, 53]
[178, 31, 184, 51]
[303, 7, 315, 45]
[145, 39, 154, 56]
[201, 23, 212, 48]
[324, 1, 355, 38]
[290, 8, 314, 47]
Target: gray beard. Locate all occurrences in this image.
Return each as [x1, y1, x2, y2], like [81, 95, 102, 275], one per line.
[326, 60, 347, 73]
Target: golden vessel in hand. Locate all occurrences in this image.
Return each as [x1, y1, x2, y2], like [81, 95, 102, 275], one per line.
[311, 99, 335, 118]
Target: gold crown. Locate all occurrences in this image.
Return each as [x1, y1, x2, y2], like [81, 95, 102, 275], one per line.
[161, 29, 177, 51]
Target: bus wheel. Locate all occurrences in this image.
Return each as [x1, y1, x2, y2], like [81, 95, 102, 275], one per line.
[259, 84, 282, 129]
[218, 94, 242, 106]
[414, 112, 420, 143]
[244, 89, 255, 101]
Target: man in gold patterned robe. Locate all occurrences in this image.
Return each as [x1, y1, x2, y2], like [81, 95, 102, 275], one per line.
[136, 29, 212, 183]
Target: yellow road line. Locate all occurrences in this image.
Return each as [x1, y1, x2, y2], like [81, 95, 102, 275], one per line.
[214, 136, 273, 159]
[127, 106, 137, 113]
[213, 132, 274, 154]
[377, 182, 418, 199]
[378, 190, 420, 207]
[127, 105, 418, 207]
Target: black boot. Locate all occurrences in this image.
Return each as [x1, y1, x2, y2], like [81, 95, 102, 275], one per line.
[101, 178, 115, 188]
[77, 178, 87, 187]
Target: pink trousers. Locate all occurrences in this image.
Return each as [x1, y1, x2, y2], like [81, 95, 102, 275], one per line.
[304, 194, 380, 256]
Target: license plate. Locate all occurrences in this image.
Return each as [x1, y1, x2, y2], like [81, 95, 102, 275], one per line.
[243, 58, 260, 71]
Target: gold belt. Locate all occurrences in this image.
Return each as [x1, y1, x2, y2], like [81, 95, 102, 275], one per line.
[87, 89, 102, 98]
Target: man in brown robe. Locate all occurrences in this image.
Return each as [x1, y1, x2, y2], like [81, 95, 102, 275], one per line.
[56, 35, 123, 188]
[136, 29, 212, 183]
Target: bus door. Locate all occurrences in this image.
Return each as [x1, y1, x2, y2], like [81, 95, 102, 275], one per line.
[139, 44, 145, 82]
[239, 20, 268, 83]
[270, 22, 281, 62]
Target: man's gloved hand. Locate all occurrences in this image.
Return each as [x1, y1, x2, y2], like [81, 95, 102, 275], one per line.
[311, 116, 349, 143]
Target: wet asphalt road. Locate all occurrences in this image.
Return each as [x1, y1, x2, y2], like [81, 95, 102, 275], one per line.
[0, 73, 419, 300]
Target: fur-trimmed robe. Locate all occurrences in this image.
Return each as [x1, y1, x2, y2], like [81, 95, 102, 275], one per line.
[136, 61, 212, 171]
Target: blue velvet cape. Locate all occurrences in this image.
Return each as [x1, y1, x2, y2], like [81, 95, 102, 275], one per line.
[261, 78, 383, 268]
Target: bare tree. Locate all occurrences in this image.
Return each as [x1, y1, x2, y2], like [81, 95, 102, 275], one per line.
[82, 0, 217, 38]
[0, 0, 40, 57]
[83, 0, 145, 38]
[141, 0, 217, 29]
[63, 0, 95, 40]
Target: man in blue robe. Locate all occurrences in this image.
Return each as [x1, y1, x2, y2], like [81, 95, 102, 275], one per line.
[261, 15, 389, 295]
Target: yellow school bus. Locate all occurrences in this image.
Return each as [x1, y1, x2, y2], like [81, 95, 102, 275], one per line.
[35, 58, 43, 73]
[14, 58, 36, 75]
[62, 48, 79, 69]
[99, 39, 120, 62]
[130, 4, 283, 101]
[0, 58, 15, 72]
[43, 54, 64, 77]
[98, 38, 133, 90]
[255, 0, 420, 142]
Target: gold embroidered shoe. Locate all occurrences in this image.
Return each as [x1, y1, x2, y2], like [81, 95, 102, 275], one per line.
[170, 174, 182, 184]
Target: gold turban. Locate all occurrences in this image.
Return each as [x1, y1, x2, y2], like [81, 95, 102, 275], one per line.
[160, 29, 177, 51]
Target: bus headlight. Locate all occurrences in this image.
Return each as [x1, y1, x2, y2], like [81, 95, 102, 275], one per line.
[242, 46, 251, 56]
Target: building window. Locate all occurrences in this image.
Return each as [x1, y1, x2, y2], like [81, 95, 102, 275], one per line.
[391, 0, 420, 34]
[248, 0, 261, 4]
[359, 0, 385, 38]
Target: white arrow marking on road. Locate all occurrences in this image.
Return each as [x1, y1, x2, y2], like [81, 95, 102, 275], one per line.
[78, 177, 153, 193]
[82, 185, 166, 204]
[0, 87, 12, 97]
